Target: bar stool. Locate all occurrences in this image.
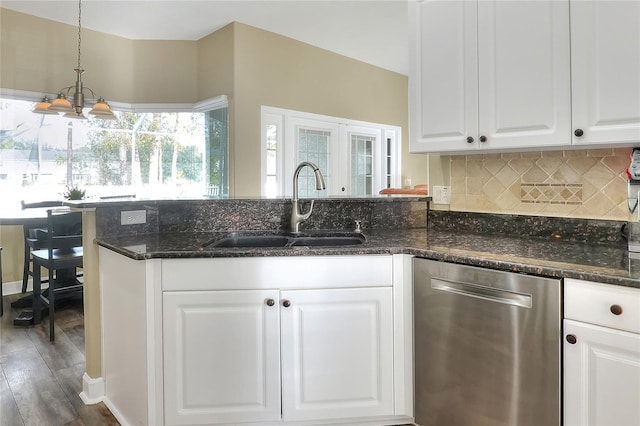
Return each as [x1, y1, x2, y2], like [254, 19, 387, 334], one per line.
[20, 200, 63, 293]
[32, 210, 83, 341]
[1, 246, 4, 317]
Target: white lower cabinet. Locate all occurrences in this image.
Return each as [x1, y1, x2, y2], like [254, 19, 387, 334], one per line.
[163, 287, 394, 425]
[280, 287, 394, 422]
[564, 279, 640, 426]
[99, 250, 413, 426]
[163, 290, 282, 425]
[564, 320, 640, 426]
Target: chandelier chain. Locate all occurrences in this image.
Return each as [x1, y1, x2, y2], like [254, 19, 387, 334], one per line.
[77, 0, 82, 69]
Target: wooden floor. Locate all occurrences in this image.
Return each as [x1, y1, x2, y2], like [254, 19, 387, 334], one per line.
[0, 292, 119, 426]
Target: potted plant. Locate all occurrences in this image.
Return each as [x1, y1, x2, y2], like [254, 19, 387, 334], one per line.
[63, 185, 86, 200]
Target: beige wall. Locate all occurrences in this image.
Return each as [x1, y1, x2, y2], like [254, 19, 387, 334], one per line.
[0, 226, 24, 286]
[0, 11, 427, 267]
[230, 22, 426, 196]
[0, 8, 197, 104]
[131, 40, 198, 103]
[432, 148, 633, 221]
[1, 10, 426, 198]
[198, 24, 237, 192]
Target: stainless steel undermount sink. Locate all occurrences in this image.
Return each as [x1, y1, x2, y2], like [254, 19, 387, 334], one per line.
[203, 232, 365, 249]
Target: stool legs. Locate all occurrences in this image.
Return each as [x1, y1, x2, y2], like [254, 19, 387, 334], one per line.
[48, 267, 55, 341]
[1, 247, 4, 317]
[22, 226, 30, 293]
[32, 262, 42, 325]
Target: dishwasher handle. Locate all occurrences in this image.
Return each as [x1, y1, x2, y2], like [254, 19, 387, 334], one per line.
[431, 277, 533, 309]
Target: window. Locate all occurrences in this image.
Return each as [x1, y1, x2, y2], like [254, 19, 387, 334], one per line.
[351, 134, 374, 196]
[297, 128, 331, 197]
[261, 106, 400, 197]
[0, 96, 228, 205]
[204, 107, 229, 197]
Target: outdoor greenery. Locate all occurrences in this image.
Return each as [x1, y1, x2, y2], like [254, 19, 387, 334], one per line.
[87, 111, 204, 186]
[0, 98, 228, 202]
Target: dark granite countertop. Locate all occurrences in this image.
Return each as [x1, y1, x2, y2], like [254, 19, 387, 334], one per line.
[95, 228, 640, 289]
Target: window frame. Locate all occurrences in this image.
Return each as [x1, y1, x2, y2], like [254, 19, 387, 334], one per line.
[260, 106, 401, 198]
[0, 88, 228, 200]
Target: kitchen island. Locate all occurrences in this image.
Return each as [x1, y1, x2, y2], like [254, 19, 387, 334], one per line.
[72, 197, 640, 425]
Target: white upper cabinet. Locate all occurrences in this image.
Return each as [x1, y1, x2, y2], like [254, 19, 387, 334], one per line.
[409, 0, 571, 153]
[408, 0, 478, 152]
[477, 1, 571, 150]
[409, 0, 640, 154]
[570, 1, 640, 146]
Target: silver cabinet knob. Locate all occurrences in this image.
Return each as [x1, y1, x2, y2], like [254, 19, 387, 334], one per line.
[282, 300, 291, 308]
[265, 298, 275, 307]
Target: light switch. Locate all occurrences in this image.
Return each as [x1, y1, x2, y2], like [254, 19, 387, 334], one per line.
[432, 186, 451, 205]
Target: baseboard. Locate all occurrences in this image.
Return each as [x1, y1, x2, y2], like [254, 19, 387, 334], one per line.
[103, 397, 130, 426]
[79, 373, 105, 405]
[1, 279, 48, 296]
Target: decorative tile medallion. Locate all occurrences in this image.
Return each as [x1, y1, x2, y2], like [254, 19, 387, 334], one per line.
[521, 183, 583, 205]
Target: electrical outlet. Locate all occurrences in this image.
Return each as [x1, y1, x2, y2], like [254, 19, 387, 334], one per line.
[404, 178, 412, 188]
[432, 186, 451, 204]
[121, 210, 146, 225]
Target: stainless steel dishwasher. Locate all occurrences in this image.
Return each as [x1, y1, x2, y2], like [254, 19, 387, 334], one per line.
[413, 258, 561, 426]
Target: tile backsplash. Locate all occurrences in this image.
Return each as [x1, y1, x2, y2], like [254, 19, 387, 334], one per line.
[442, 148, 633, 221]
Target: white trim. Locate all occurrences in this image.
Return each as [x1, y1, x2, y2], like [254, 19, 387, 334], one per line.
[344, 124, 383, 195]
[0, 88, 227, 113]
[261, 107, 286, 197]
[103, 397, 130, 426]
[79, 373, 105, 405]
[1, 279, 48, 296]
[285, 116, 340, 197]
[192, 95, 228, 112]
[383, 127, 402, 189]
[261, 106, 402, 197]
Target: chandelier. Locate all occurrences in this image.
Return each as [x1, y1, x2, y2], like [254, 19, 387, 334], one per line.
[32, 0, 116, 120]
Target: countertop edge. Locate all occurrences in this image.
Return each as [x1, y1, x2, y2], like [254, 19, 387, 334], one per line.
[96, 238, 640, 289]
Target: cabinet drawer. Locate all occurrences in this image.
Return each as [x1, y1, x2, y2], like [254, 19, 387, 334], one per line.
[565, 279, 640, 334]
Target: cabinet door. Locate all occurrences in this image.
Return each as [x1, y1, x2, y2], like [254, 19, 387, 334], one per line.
[280, 287, 394, 421]
[477, 0, 571, 149]
[564, 319, 640, 426]
[163, 290, 281, 425]
[571, 1, 640, 146]
[408, 0, 478, 153]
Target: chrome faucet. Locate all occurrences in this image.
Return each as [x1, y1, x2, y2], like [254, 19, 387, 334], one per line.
[290, 161, 326, 232]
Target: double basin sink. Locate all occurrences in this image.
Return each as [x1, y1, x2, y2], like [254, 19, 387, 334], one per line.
[202, 231, 365, 249]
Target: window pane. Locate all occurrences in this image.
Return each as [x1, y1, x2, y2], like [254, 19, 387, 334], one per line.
[265, 122, 278, 192]
[0, 98, 227, 205]
[350, 134, 374, 196]
[297, 128, 329, 198]
[266, 124, 277, 150]
[205, 107, 229, 197]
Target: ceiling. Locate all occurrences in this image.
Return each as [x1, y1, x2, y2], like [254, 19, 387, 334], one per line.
[0, 0, 409, 75]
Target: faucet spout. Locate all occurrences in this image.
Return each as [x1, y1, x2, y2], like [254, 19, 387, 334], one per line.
[290, 161, 326, 233]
